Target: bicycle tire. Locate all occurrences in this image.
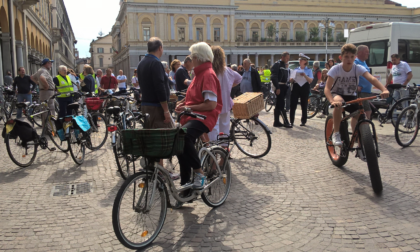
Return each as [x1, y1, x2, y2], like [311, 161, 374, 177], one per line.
[88, 112, 108, 150]
[359, 123, 383, 194]
[230, 117, 271, 158]
[389, 97, 412, 127]
[201, 147, 231, 208]
[114, 131, 134, 179]
[5, 134, 38, 167]
[307, 95, 320, 119]
[264, 98, 273, 112]
[48, 120, 70, 152]
[394, 106, 419, 147]
[112, 171, 167, 249]
[325, 115, 349, 167]
[68, 130, 85, 165]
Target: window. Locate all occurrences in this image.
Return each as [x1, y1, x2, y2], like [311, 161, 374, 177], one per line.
[99, 58, 103, 67]
[97, 48, 104, 53]
[398, 39, 420, 63]
[196, 28, 203, 41]
[178, 27, 185, 42]
[236, 31, 244, 42]
[214, 28, 220, 42]
[354, 40, 388, 67]
[281, 31, 288, 42]
[143, 27, 150, 41]
[252, 31, 259, 42]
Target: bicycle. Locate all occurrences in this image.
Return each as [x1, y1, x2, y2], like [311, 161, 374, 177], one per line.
[264, 85, 277, 112]
[307, 89, 330, 119]
[112, 109, 231, 249]
[229, 115, 272, 158]
[394, 84, 420, 147]
[325, 95, 383, 194]
[4, 93, 66, 167]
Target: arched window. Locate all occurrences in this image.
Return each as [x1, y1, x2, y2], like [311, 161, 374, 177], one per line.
[195, 18, 204, 41]
[141, 18, 152, 41]
[213, 18, 222, 42]
[177, 18, 186, 42]
[251, 23, 260, 42]
[236, 23, 245, 42]
[280, 23, 288, 42]
[295, 23, 305, 42]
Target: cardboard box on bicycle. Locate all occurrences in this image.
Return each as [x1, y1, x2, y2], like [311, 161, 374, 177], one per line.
[232, 92, 264, 119]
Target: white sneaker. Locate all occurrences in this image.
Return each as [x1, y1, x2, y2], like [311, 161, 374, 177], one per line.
[316, 114, 326, 118]
[357, 149, 367, 162]
[332, 132, 342, 146]
[192, 173, 207, 189]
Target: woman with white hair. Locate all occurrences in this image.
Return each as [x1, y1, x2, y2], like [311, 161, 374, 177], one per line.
[53, 65, 74, 118]
[175, 42, 223, 195]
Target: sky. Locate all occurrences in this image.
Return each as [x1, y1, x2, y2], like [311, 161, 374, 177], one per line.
[65, 0, 420, 58]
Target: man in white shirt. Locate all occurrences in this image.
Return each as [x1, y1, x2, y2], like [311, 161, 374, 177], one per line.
[116, 69, 127, 93]
[386, 53, 413, 102]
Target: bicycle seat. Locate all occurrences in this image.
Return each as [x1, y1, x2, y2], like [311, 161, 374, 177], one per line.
[67, 103, 80, 112]
[15, 102, 31, 108]
[106, 106, 121, 115]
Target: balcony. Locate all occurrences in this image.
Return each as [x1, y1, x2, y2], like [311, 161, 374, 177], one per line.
[17, 0, 40, 10]
[236, 41, 345, 47]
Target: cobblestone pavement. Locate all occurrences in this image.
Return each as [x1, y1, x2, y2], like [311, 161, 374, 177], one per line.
[1, 109, 420, 252]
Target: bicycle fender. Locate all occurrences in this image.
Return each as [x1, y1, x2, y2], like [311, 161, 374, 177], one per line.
[253, 117, 272, 134]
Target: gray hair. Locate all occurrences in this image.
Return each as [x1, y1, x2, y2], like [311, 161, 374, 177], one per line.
[313, 61, 320, 68]
[161, 61, 169, 69]
[189, 42, 213, 63]
[231, 64, 238, 70]
[357, 45, 369, 53]
[58, 65, 67, 72]
[243, 58, 251, 64]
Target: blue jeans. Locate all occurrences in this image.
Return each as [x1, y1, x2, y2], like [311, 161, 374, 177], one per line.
[17, 93, 32, 118]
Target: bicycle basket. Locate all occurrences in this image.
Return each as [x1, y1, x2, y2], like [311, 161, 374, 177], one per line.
[121, 128, 186, 159]
[86, 97, 103, 111]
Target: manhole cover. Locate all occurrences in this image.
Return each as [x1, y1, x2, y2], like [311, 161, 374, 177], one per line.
[51, 182, 94, 196]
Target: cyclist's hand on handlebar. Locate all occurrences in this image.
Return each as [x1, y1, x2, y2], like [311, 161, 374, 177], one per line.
[380, 90, 390, 99]
[330, 101, 343, 108]
[175, 104, 185, 113]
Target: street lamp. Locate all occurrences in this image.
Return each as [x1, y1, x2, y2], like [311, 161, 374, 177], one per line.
[318, 18, 335, 62]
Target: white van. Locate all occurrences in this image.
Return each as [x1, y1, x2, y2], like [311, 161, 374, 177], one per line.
[347, 22, 420, 92]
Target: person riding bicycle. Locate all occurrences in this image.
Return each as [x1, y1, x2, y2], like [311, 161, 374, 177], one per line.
[324, 44, 389, 153]
[175, 42, 222, 190]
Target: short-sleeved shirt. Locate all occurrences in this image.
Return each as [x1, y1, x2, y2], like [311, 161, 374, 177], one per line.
[328, 63, 368, 96]
[392, 61, 412, 85]
[294, 66, 314, 87]
[13, 75, 36, 94]
[131, 77, 140, 90]
[32, 66, 55, 90]
[354, 58, 371, 93]
[117, 75, 127, 89]
[100, 75, 118, 90]
[240, 69, 253, 93]
[175, 66, 190, 91]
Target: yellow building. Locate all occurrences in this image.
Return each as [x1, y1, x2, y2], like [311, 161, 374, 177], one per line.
[0, 0, 76, 82]
[112, 0, 420, 78]
[90, 34, 114, 73]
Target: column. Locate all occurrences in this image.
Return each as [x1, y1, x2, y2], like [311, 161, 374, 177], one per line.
[230, 15, 235, 42]
[188, 15, 193, 41]
[206, 15, 211, 41]
[170, 15, 175, 40]
[318, 22, 322, 38]
[239, 54, 243, 64]
[316, 54, 319, 60]
[1, 34, 12, 75]
[16, 41, 24, 68]
[224, 16, 228, 41]
[255, 53, 259, 67]
[290, 20, 294, 40]
[23, 12, 29, 70]
[276, 21, 279, 40]
[330, 53, 333, 59]
[9, 0, 17, 76]
[304, 21, 308, 41]
[261, 20, 265, 38]
[246, 20, 250, 41]
[271, 54, 274, 66]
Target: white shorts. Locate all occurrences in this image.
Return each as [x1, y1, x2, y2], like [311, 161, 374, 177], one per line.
[208, 113, 230, 142]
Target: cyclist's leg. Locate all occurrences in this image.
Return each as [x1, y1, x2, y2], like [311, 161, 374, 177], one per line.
[332, 94, 345, 133]
[360, 92, 372, 120]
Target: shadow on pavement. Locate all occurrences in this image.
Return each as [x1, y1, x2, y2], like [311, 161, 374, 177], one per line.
[45, 165, 87, 183]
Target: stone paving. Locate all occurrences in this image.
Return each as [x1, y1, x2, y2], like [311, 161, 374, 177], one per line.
[1, 109, 420, 252]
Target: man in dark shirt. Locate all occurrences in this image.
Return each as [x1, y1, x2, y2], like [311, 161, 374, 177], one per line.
[13, 67, 36, 118]
[137, 37, 172, 129]
[175, 56, 193, 92]
[271, 51, 292, 128]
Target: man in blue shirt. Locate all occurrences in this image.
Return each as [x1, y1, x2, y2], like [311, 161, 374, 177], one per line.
[355, 45, 372, 119]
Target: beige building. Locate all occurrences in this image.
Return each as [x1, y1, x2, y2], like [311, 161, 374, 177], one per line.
[111, 0, 420, 78]
[90, 34, 113, 73]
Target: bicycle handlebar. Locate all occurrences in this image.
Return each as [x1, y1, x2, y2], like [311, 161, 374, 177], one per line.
[176, 107, 207, 122]
[329, 95, 380, 108]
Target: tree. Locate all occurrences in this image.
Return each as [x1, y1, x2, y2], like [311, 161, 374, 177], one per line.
[336, 32, 345, 42]
[323, 27, 333, 42]
[309, 27, 320, 41]
[266, 24, 278, 39]
[252, 32, 259, 42]
[295, 31, 306, 42]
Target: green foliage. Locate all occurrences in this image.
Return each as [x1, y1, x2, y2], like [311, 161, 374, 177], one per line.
[252, 32, 259, 42]
[295, 31, 306, 42]
[261, 37, 266, 42]
[266, 24, 278, 39]
[309, 27, 320, 41]
[336, 33, 345, 42]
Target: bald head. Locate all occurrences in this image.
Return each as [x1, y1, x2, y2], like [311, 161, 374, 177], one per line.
[357, 45, 369, 61]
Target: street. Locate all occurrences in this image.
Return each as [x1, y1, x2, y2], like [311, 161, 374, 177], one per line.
[1, 109, 420, 252]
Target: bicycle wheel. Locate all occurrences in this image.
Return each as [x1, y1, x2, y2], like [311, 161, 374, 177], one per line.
[265, 93, 275, 112]
[68, 129, 85, 165]
[48, 119, 70, 152]
[114, 131, 134, 180]
[201, 147, 231, 207]
[359, 123, 383, 194]
[88, 113, 108, 150]
[112, 171, 167, 249]
[307, 95, 320, 119]
[5, 134, 38, 167]
[230, 117, 271, 158]
[395, 106, 419, 147]
[31, 105, 43, 127]
[325, 115, 349, 167]
[389, 97, 412, 127]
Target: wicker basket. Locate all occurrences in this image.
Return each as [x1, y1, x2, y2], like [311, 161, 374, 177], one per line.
[232, 92, 264, 119]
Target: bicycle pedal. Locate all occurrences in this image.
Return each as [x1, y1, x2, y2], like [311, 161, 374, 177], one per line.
[49, 147, 56, 151]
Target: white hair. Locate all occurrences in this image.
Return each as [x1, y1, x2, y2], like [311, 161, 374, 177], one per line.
[231, 64, 238, 70]
[313, 61, 320, 68]
[161, 61, 169, 69]
[58, 65, 67, 71]
[189, 42, 213, 63]
[243, 58, 251, 64]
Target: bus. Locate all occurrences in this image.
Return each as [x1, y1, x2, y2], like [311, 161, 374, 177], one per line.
[347, 22, 420, 92]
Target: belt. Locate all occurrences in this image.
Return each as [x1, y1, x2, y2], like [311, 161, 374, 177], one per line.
[40, 89, 54, 91]
[279, 82, 287, 85]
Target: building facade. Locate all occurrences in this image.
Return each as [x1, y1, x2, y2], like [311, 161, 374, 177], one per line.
[0, 0, 76, 85]
[90, 34, 113, 73]
[111, 0, 420, 79]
